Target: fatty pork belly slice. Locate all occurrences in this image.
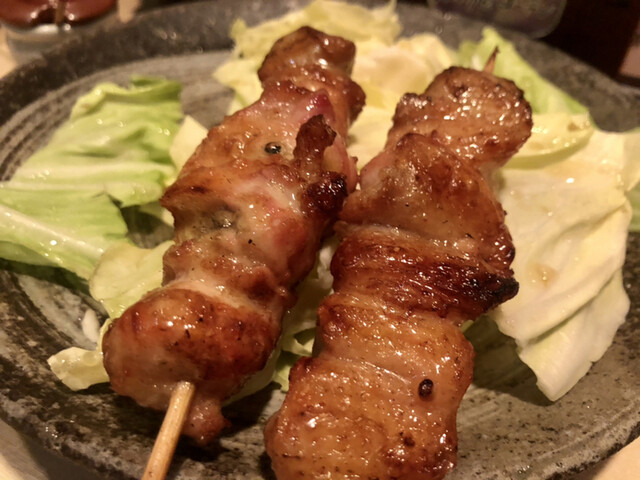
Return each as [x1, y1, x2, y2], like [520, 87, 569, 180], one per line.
[102, 82, 357, 445]
[265, 66, 532, 480]
[264, 138, 517, 480]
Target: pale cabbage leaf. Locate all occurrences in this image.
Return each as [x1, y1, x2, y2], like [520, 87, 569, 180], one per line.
[45, 4, 640, 403]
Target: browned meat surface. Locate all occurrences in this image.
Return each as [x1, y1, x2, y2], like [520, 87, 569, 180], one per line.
[101, 27, 364, 445]
[258, 26, 365, 137]
[386, 66, 532, 173]
[265, 66, 532, 479]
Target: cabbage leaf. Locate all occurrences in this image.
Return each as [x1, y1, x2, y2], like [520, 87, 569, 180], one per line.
[458, 27, 587, 115]
[0, 186, 127, 279]
[494, 128, 640, 400]
[10, 77, 182, 207]
[470, 32, 640, 399]
[0, 76, 182, 279]
[48, 240, 172, 391]
[214, 0, 401, 113]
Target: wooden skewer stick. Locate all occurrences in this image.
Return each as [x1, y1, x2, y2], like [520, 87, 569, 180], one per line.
[141, 381, 196, 480]
[54, 0, 67, 25]
[483, 47, 499, 73]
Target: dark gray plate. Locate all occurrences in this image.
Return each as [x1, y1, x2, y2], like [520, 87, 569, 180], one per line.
[0, 1, 639, 479]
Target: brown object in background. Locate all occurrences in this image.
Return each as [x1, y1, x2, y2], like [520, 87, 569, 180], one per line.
[543, 0, 640, 80]
[0, 0, 117, 28]
[619, 18, 640, 83]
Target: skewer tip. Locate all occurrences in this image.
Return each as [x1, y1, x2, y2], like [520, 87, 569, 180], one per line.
[483, 47, 500, 73]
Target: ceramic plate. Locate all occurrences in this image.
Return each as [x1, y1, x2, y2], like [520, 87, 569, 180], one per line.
[0, 1, 639, 479]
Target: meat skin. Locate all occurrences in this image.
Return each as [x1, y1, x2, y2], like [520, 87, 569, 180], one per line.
[387, 66, 532, 171]
[264, 66, 532, 479]
[101, 27, 364, 444]
[259, 26, 364, 136]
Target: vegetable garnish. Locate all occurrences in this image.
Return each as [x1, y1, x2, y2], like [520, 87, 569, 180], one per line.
[0, 76, 182, 279]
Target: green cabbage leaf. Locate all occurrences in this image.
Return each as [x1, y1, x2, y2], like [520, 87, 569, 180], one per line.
[461, 30, 640, 400]
[0, 76, 182, 279]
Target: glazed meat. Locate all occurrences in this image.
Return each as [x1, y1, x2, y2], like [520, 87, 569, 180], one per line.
[386, 66, 533, 172]
[101, 27, 364, 445]
[264, 66, 532, 479]
[259, 26, 364, 137]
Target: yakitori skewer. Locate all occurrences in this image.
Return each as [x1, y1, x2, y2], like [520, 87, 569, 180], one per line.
[99, 26, 365, 478]
[265, 57, 532, 479]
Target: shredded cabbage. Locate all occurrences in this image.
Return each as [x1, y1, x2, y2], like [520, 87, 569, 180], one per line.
[42, 1, 640, 402]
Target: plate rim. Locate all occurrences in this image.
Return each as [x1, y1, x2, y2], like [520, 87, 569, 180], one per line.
[0, 1, 639, 479]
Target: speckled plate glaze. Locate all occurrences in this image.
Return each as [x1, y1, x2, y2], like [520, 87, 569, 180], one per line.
[0, 1, 639, 479]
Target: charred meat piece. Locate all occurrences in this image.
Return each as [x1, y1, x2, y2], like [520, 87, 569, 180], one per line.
[264, 66, 531, 479]
[101, 27, 364, 445]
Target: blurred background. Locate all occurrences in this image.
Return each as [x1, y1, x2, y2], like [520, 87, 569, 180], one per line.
[432, 0, 640, 84]
[0, 0, 639, 84]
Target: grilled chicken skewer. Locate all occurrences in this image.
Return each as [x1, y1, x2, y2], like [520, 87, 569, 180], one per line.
[102, 26, 364, 446]
[264, 65, 532, 479]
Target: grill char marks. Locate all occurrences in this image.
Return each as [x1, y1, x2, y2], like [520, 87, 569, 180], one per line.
[101, 27, 364, 445]
[264, 66, 532, 479]
[331, 227, 519, 324]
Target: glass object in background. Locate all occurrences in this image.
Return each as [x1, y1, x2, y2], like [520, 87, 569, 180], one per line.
[429, 0, 567, 37]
